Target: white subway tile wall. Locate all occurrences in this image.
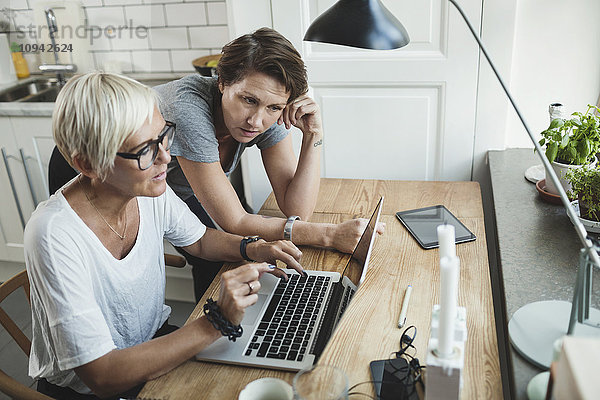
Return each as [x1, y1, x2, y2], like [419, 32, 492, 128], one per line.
[5, 0, 29, 10]
[125, 4, 166, 28]
[188, 25, 227, 48]
[206, 2, 226, 25]
[93, 49, 133, 71]
[4, 0, 229, 73]
[131, 49, 171, 72]
[165, 3, 206, 26]
[81, 0, 103, 7]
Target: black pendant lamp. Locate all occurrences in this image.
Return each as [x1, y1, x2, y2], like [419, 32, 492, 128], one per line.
[303, 0, 410, 50]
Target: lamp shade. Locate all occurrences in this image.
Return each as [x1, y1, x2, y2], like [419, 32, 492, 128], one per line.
[303, 0, 410, 50]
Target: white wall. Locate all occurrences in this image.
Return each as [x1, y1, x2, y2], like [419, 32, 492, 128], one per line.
[503, 0, 600, 149]
[6, 0, 230, 73]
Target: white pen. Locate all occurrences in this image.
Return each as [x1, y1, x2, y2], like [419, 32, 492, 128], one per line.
[398, 285, 412, 328]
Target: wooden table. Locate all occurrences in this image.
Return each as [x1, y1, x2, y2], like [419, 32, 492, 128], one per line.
[140, 178, 502, 399]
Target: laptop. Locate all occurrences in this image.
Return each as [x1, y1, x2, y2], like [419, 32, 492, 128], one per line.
[196, 196, 384, 371]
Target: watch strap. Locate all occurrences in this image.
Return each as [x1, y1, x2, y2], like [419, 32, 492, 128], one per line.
[240, 236, 261, 261]
[283, 216, 300, 241]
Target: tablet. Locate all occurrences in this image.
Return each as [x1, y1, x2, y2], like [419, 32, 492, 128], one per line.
[395, 205, 476, 249]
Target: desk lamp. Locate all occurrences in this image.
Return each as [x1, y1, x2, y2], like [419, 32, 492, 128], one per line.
[304, 0, 600, 389]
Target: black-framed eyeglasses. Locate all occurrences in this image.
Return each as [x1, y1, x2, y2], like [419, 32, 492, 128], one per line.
[117, 121, 175, 170]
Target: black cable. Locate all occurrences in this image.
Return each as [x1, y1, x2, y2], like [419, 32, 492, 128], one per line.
[348, 380, 384, 392]
[347, 391, 377, 399]
[347, 380, 385, 400]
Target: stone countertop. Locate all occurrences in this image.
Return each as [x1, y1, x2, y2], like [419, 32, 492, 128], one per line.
[488, 148, 600, 400]
[0, 72, 189, 117]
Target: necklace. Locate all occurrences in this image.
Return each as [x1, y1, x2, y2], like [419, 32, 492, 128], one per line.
[79, 175, 127, 240]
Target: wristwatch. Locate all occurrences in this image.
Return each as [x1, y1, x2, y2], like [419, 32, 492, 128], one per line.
[240, 236, 262, 261]
[283, 216, 300, 241]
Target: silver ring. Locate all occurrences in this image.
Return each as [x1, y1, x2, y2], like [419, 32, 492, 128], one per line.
[247, 282, 253, 295]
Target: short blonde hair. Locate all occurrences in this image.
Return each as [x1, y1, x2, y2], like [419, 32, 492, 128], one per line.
[53, 72, 157, 180]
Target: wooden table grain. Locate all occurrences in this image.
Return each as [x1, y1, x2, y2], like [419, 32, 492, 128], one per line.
[139, 179, 502, 399]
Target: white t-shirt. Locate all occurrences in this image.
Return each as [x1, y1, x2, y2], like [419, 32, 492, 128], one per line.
[25, 183, 206, 394]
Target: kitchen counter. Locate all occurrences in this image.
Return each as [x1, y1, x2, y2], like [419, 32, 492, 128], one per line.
[487, 148, 600, 399]
[0, 72, 188, 116]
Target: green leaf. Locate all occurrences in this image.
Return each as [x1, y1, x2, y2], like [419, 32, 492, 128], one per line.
[539, 138, 545, 146]
[565, 146, 577, 163]
[549, 118, 564, 129]
[560, 134, 570, 149]
[546, 142, 558, 163]
[576, 138, 591, 159]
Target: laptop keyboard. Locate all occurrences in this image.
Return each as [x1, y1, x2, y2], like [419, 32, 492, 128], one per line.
[340, 286, 356, 317]
[244, 274, 330, 362]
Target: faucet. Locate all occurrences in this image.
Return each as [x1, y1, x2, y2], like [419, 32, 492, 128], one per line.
[40, 8, 76, 84]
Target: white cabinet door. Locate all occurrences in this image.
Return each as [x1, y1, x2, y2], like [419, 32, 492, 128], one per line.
[0, 117, 30, 262]
[0, 116, 54, 263]
[231, 0, 482, 210]
[11, 116, 54, 207]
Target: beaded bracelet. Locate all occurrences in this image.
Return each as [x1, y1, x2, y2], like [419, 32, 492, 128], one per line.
[203, 298, 243, 342]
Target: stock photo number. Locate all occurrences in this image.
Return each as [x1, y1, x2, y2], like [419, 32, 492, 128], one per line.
[19, 43, 73, 53]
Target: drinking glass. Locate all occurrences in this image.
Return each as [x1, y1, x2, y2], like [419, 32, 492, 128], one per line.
[292, 365, 348, 400]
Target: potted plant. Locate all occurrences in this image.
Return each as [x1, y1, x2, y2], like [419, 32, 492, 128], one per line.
[566, 164, 600, 222]
[538, 104, 600, 195]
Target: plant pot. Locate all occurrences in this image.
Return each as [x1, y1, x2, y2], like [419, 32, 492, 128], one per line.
[544, 158, 597, 196]
[578, 193, 600, 222]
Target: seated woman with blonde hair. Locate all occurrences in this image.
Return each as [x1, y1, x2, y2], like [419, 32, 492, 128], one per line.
[25, 72, 304, 399]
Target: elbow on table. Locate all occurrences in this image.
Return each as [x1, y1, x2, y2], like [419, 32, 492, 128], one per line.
[279, 202, 313, 223]
[77, 367, 145, 399]
[86, 377, 145, 399]
[85, 380, 120, 399]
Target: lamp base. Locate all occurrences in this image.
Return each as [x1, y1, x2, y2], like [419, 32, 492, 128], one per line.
[508, 301, 600, 369]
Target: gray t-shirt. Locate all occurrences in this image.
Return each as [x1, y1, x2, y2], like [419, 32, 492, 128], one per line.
[154, 74, 289, 200]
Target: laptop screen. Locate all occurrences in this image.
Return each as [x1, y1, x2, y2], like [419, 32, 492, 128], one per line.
[341, 197, 383, 287]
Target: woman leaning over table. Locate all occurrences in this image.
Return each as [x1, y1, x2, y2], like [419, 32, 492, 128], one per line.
[24, 72, 305, 399]
[155, 27, 384, 301]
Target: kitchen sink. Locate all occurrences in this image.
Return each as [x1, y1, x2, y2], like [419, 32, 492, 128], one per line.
[0, 76, 175, 103]
[22, 85, 63, 102]
[0, 78, 63, 102]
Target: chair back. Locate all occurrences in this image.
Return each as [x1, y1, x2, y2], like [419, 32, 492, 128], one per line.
[0, 270, 31, 356]
[0, 270, 53, 399]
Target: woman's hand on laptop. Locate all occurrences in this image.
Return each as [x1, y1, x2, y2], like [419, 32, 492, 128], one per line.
[330, 218, 386, 254]
[245, 239, 306, 277]
[218, 263, 273, 325]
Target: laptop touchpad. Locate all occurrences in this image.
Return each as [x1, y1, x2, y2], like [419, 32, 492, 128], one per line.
[242, 294, 268, 326]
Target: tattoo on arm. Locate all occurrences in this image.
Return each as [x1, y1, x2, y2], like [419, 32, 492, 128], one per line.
[313, 139, 323, 147]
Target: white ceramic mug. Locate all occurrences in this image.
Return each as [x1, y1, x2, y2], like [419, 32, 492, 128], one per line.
[238, 377, 293, 400]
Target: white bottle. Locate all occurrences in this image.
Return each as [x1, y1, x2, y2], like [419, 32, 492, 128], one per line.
[548, 103, 564, 122]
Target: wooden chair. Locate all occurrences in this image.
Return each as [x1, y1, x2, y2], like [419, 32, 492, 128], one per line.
[0, 270, 52, 399]
[0, 254, 185, 399]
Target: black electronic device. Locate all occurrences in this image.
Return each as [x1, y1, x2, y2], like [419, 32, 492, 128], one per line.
[395, 205, 476, 249]
[370, 358, 419, 400]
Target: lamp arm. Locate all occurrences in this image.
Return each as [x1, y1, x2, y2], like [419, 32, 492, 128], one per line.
[447, 0, 599, 266]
